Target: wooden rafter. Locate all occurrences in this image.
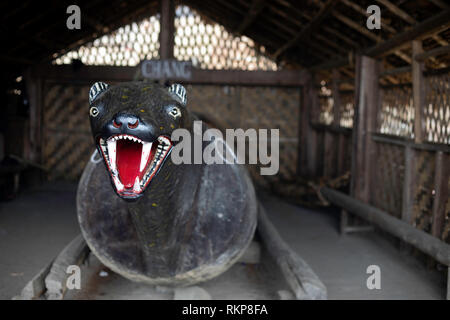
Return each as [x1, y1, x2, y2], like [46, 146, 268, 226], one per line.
[332, 11, 412, 65]
[376, 0, 448, 46]
[429, 0, 449, 9]
[236, 0, 267, 34]
[340, 0, 396, 34]
[311, 9, 450, 70]
[272, 0, 340, 59]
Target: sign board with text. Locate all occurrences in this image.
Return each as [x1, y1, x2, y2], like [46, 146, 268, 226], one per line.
[141, 60, 193, 80]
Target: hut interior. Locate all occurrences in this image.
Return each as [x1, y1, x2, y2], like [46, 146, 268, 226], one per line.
[0, 0, 449, 301]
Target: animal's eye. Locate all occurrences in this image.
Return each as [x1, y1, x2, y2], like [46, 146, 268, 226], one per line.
[90, 106, 99, 117]
[168, 106, 181, 119]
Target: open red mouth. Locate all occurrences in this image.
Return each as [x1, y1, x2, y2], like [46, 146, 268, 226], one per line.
[98, 134, 172, 197]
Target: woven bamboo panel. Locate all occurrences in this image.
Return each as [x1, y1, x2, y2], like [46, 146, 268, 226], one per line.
[379, 85, 414, 138]
[55, 16, 160, 66]
[187, 85, 300, 185]
[174, 5, 277, 71]
[339, 91, 354, 128]
[412, 150, 436, 233]
[317, 94, 333, 125]
[314, 87, 354, 129]
[186, 85, 239, 130]
[424, 72, 450, 144]
[373, 142, 405, 218]
[43, 84, 94, 180]
[55, 5, 277, 71]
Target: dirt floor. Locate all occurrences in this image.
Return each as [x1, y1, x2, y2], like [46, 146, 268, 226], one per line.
[0, 182, 446, 299]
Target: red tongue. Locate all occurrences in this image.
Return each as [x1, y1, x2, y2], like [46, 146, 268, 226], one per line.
[116, 139, 142, 189]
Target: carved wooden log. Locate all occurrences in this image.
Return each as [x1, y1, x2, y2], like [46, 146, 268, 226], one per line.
[77, 82, 257, 286]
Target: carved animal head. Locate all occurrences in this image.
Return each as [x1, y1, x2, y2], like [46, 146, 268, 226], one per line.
[88, 81, 188, 200]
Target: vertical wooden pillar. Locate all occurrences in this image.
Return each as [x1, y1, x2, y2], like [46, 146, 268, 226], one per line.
[24, 68, 43, 164]
[298, 86, 308, 176]
[159, 0, 175, 60]
[431, 152, 449, 239]
[302, 74, 319, 178]
[354, 56, 380, 203]
[342, 55, 362, 234]
[349, 55, 362, 198]
[412, 40, 425, 143]
[332, 69, 343, 177]
[342, 55, 378, 234]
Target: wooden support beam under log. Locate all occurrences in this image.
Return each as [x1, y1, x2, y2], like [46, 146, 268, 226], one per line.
[320, 187, 450, 266]
[272, 0, 339, 60]
[31, 64, 310, 87]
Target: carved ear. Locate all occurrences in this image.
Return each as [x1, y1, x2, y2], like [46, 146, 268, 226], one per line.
[168, 83, 187, 106]
[89, 82, 109, 105]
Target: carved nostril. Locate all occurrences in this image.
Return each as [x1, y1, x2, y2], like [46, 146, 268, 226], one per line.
[128, 119, 139, 129]
[113, 119, 122, 128]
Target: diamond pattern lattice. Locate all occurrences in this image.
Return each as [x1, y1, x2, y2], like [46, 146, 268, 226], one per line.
[379, 85, 414, 138]
[55, 16, 160, 66]
[174, 5, 277, 71]
[424, 72, 450, 144]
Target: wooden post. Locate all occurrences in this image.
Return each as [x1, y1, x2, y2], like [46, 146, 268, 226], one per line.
[332, 69, 342, 177]
[159, 0, 175, 60]
[303, 74, 319, 178]
[354, 56, 380, 203]
[342, 54, 362, 234]
[24, 68, 43, 164]
[431, 152, 449, 239]
[412, 40, 425, 143]
[350, 54, 362, 198]
[342, 55, 378, 234]
[298, 87, 308, 176]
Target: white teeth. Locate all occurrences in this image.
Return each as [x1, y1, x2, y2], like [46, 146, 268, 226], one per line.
[133, 176, 140, 192]
[140, 142, 152, 172]
[112, 175, 124, 191]
[107, 139, 117, 172]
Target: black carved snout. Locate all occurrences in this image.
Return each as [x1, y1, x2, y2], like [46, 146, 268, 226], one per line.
[113, 114, 140, 129]
[102, 113, 156, 142]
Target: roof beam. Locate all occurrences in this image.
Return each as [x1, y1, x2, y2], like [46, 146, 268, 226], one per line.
[311, 9, 450, 70]
[236, 0, 267, 34]
[375, 0, 415, 24]
[365, 9, 450, 56]
[272, 0, 339, 59]
[376, 0, 448, 46]
[340, 0, 396, 33]
[429, 0, 449, 9]
[332, 11, 412, 64]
